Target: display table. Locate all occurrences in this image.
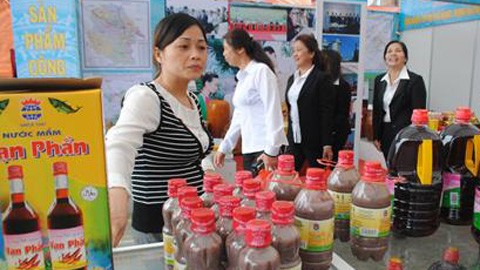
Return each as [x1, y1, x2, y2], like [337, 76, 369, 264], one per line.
[112, 223, 477, 269]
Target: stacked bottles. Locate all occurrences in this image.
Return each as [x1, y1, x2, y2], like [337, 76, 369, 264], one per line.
[350, 161, 391, 261]
[162, 178, 187, 268]
[171, 186, 198, 233]
[174, 196, 203, 269]
[255, 190, 276, 221]
[211, 183, 235, 220]
[216, 196, 241, 266]
[233, 170, 252, 198]
[267, 154, 302, 201]
[47, 162, 87, 270]
[241, 179, 262, 208]
[327, 150, 360, 242]
[271, 201, 302, 270]
[386, 257, 404, 270]
[225, 206, 256, 269]
[427, 247, 466, 270]
[440, 107, 480, 225]
[388, 109, 443, 237]
[294, 168, 334, 270]
[184, 208, 223, 270]
[3, 165, 46, 270]
[237, 219, 280, 270]
[201, 172, 223, 208]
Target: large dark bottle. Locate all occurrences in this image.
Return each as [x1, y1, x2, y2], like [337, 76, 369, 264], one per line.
[47, 162, 87, 270]
[440, 107, 480, 225]
[388, 109, 443, 237]
[3, 165, 46, 270]
[427, 247, 467, 270]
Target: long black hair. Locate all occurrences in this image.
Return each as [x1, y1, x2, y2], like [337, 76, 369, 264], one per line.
[294, 34, 324, 70]
[152, 13, 207, 78]
[223, 28, 275, 73]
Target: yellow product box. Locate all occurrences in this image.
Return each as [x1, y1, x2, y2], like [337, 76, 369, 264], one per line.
[0, 78, 112, 270]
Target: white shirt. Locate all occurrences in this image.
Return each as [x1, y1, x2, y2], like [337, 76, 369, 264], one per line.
[381, 65, 410, 122]
[105, 82, 213, 193]
[219, 61, 288, 156]
[287, 65, 315, 143]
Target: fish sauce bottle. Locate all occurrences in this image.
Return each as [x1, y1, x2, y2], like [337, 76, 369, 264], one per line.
[201, 172, 223, 208]
[233, 170, 252, 199]
[267, 154, 302, 201]
[225, 206, 256, 270]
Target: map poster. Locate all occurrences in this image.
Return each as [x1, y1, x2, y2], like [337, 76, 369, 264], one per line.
[10, 0, 81, 78]
[81, 0, 151, 70]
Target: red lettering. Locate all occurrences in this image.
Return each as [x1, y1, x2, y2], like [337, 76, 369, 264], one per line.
[6, 247, 21, 256]
[46, 140, 61, 156]
[50, 241, 65, 250]
[31, 140, 46, 158]
[68, 238, 84, 248]
[24, 243, 42, 254]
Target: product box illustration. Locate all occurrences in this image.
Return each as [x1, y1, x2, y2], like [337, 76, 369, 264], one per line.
[0, 78, 112, 270]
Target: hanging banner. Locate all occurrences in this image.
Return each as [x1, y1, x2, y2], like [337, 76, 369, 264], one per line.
[400, 0, 480, 31]
[434, 0, 480, 5]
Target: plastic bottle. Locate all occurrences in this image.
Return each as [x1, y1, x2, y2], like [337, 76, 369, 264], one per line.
[350, 161, 391, 261]
[162, 178, 187, 268]
[171, 186, 198, 235]
[237, 219, 280, 270]
[327, 150, 360, 242]
[184, 208, 223, 270]
[225, 206, 256, 270]
[388, 109, 443, 237]
[386, 257, 404, 270]
[211, 183, 235, 221]
[271, 201, 302, 270]
[233, 170, 252, 198]
[440, 107, 480, 225]
[216, 196, 241, 266]
[241, 179, 262, 208]
[267, 154, 302, 201]
[294, 168, 334, 270]
[201, 172, 223, 208]
[255, 190, 276, 221]
[428, 247, 467, 270]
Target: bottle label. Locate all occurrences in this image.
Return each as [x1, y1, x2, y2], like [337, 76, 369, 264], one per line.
[294, 216, 334, 252]
[48, 226, 87, 269]
[4, 231, 45, 270]
[328, 190, 352, 220]
[351, 205, 391, 238]
[442, 172, 461, 209]
[474, 188, 480, 230]
[174, 259, 186, 270]
[163, 232, 175, 266]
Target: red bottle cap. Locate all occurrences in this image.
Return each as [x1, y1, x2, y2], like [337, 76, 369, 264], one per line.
[180, 196, 203, 218]
[218, 195, 241, 217]
[305, 168, 327, 190]
[235, 170, 253, 187]
[443, 247, 460, 264]
[8, 165, 23, 180]
[191, 208, 216, 234]
[411, 109, 428, 125]
[362, 161, 385, 183]
[232, 206, 256, 232]
[278, 155, 295, 172]
[271, 201, 295, 225]
[255, 191, 276, 212]
[203, 172, 223, 192]
[245, 219, 272, 248]
[53, 162, 68, 176]
[177, 186, 198, 203]
[387, 257, 403, 270]
[337, 150, 354, 168]
[167, 178, 188, 198]
[213, 183, 234, 203]
[243, 179, 262, 198]
[455, 107, 472, 124]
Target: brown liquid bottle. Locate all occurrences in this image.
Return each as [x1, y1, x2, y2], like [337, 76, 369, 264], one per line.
[271, 201, 302, 270]
[3, 165, 46, 270]
[184, 208, 223, 270]
[294, 168, 334, 270]
[211, 183, 235, 221]
[267, 155, 302, 201]
[171, 186, 198, 236]
[241, 179, 262, 208]
[237, 219, 280, 270]
[225, 206, 256, 270]
[162, 178, 187, 269]
[327, 150, 360, 242]
[350, 161, 391, 262]
[255, 190, 276, 221]
[233, 171, 252, 199]
[201, 172, 223, 208]
[47, 162, 87, 270]
[174, 196, 204, 270]
[216, 196, 241, 266]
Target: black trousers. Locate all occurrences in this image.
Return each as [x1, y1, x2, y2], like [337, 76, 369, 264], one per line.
[288, 143, 322, 172]
[381, 122, 396, 160]
[243, 151, 263, 177]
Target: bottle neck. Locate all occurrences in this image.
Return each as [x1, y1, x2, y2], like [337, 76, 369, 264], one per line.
[55, 174, 69, 199]
[9, 178, 25, 203]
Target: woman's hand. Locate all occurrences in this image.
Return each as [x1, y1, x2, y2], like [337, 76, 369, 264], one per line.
[109, 187, 130, 247]
[214, 151, 226, 168]
[257, 153, 278, 171]
[374, 140, 382, 151]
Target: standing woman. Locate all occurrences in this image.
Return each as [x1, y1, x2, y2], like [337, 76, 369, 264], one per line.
[214, 28, 287, 174]
[286, 34, 336, 171]
[323, 50, 351, 161]
[373, 40, 426, 158]
[106, 13, 213, 246]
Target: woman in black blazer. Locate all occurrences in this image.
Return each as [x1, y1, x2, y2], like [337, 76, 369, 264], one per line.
[286, 34, 336, 171]
[373, 40, 427, 159]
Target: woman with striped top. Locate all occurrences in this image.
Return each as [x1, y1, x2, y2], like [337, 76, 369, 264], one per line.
[106, 13, 213, 246]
